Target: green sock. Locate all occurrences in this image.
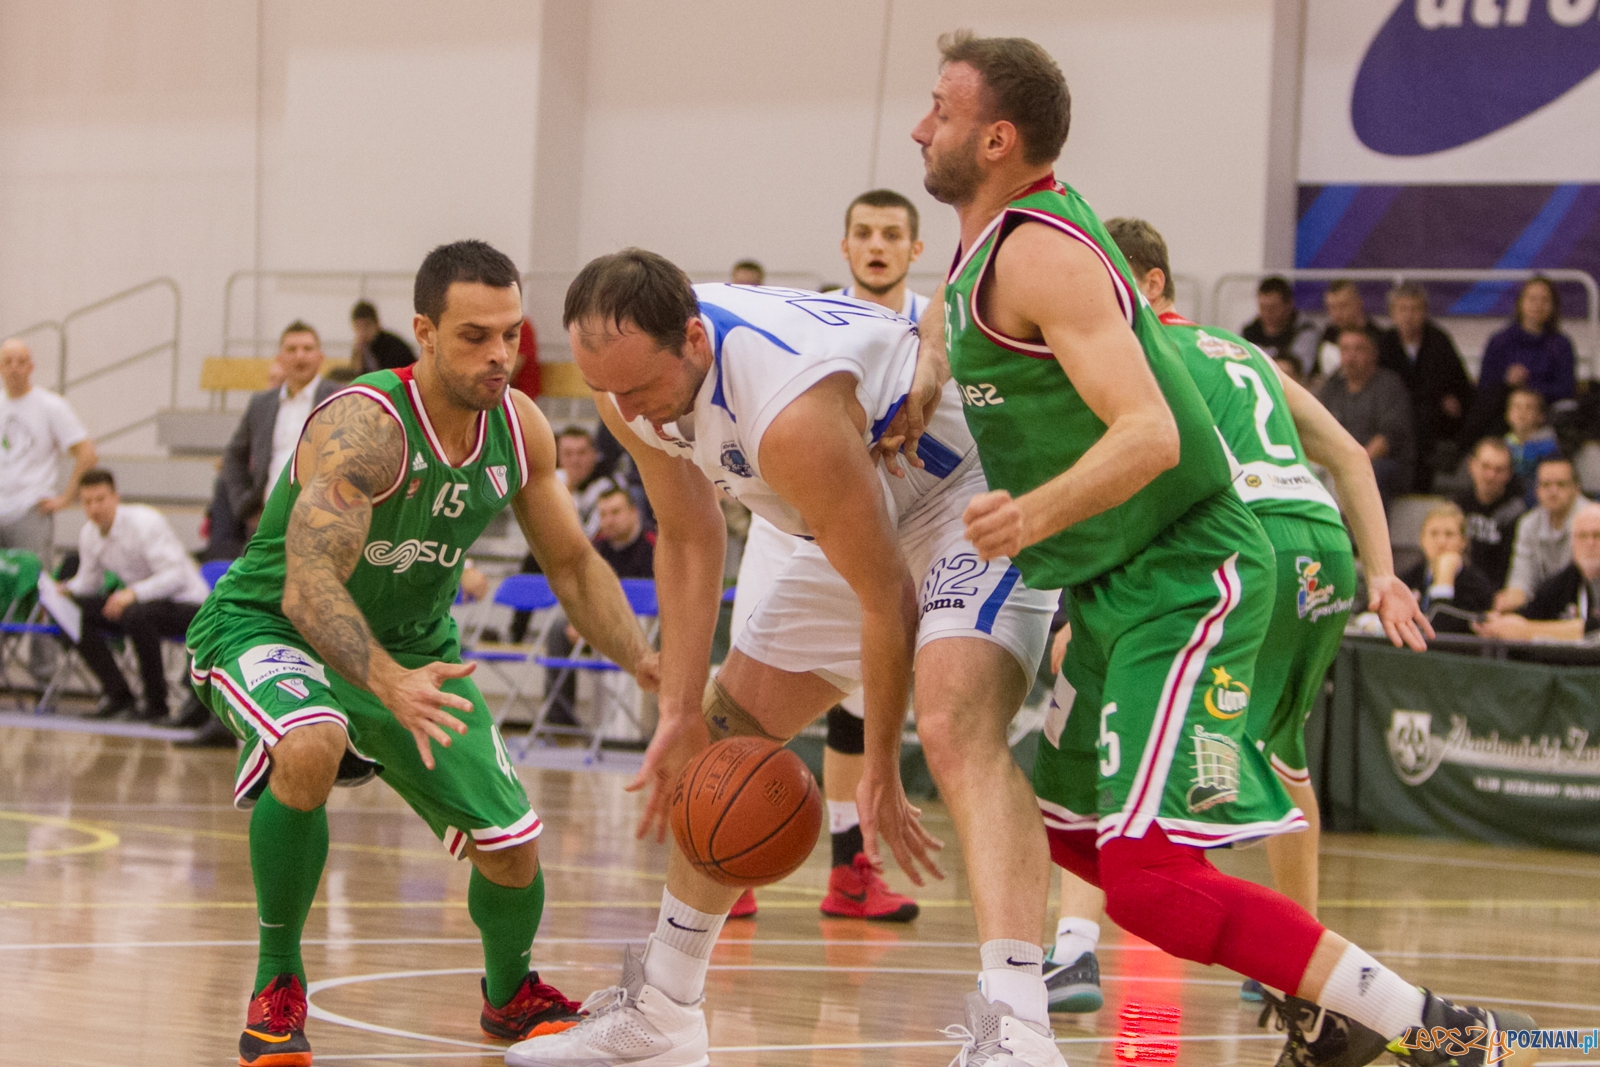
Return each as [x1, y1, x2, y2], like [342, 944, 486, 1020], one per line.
[470, 866, 546, 1008]
[249, 787, 329, 993]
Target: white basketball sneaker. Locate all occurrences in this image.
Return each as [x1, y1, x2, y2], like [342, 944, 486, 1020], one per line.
[504, 945, 710, 1067]
[942, 991, 1069, 1066]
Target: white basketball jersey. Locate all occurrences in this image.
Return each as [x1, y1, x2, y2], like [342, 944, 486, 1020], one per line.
[839, 284, 930, 324]
[622, 283, 976, 539]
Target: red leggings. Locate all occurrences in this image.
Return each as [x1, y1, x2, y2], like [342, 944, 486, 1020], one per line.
[1049, 826, 1324, 996]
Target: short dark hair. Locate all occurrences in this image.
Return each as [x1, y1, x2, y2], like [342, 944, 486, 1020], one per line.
[845, 189, 920, 241]
[1537, 454, 1575, 480]
[79, 468, 116, 491]
[1472, 435, 1513, 460]
[1105, 217, 1174, 302]
[414, 240, 521, 325]
[280, 320, 319, 343]
[730, 258, 765, 282]
[1337, 327, 1376, 351]
[1388, 282, 1427, 308]
[556, 425, 594, 445]
[937, 30, 1071, 166]
[565, 249, 699, 353]
[350, 299, 378, 323]
[1257, 276, 1294, 301]
[597, 485, 635, 507]
[1327, 278, 1360, 298]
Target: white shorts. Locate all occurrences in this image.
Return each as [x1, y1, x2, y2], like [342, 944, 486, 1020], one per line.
[734, 471, 1058, 695]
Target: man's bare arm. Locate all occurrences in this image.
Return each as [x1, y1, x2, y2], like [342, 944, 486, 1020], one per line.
[964, 224, 1179, 558]
[41, 439, 98, 514]
[879, 284, 946, 478]
[508, 391, 652, 678]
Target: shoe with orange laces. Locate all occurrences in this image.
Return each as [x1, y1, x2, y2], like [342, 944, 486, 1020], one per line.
[819, 852, 919, 922]
[480, 972, 587, 1040]
[238, 974, 312, 1067]
[729, 888, 758, 918]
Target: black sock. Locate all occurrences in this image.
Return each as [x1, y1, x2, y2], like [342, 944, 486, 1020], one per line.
[831, 823, 864, 868]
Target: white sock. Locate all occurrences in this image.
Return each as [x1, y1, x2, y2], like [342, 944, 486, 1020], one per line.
[1314, 944, 1426, 1040]
[827, 800, 859, 834]
[978, 939, 1049, 1027]
[643, 888, 725, 1004]
[1051, 917, 1101, 965]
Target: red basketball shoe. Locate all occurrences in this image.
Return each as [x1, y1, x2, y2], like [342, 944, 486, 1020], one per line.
[239, 974, 312, 1067]
[820, 852, 919, 921]
[481, 972, 587, 1040]
[729, 888, 758, 918]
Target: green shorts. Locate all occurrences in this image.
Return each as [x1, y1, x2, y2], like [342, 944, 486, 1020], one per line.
[1248, 513, 1356, 786]
[1035, 491, 1304, 848]
[188, 620, 537, 860]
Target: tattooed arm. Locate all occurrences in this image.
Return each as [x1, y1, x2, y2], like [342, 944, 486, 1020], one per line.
[282, 394, 473, 769]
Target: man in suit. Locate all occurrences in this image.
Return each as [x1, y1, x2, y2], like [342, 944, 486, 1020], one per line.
[218, 321, 342, 542]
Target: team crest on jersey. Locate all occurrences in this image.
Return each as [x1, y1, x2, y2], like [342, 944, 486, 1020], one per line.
[485, 464, 509, 498]
[1203, 665, 1250, 720]
[275, 677, 310, 702]
[719, 442, 754, 479]
[412, 451, 428, 472]
[1187, 725, 1241, 813]
[1195, 330, 1251, 362]
[406, 478, 422, 499]
[238, 644, 329, 689]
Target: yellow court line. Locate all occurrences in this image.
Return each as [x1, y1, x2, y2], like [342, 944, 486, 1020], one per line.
[0, 811, 121, 861]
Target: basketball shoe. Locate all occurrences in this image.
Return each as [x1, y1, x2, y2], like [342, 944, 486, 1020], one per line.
[238, 973, 312, 1067]
[504, 944, 709, 1067]
[1389, 989, 1536, 1067]
[1258, 987, 1389, 1067]
[729, 888, 757, 918]
[480, 972, 586, 1040]
[941, 991, 1067, 1066]
[820, 852, 919, 921]
[1042, 949, 1102, 1013]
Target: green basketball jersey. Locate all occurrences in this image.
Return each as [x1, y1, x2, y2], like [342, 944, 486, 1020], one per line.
[190, 367, 529, 657]
[1156, 312, 1342, 530]
[944, 176, 1232, 590]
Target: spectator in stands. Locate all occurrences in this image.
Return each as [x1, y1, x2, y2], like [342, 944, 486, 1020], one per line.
[1477, 503, 1600, 641]
[219, 321, 342, 540]
[730, 259, 765, 285]
[1317, 328, 1414, 506]
[60, 469, 210, 721]
[1401, 502, 1496, 634]
[350, 300, 415, 372]
[1504, 387, 1561, 504]
[0, 337, 97, 681]
[1378, 283, 1472, 491]
[543, 486, 656, 726]
[1466, 276, 1577, 441]
[1453, 437, 1526, 587]
[1241, 275, 1318, 378]
[1496, 454, 1584, 612]
[1314, 279, 1384, 378]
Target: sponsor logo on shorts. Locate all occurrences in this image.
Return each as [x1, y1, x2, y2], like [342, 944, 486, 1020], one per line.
[238, 644, 329, 690]
[720, 442, 754, 479]
[1194, 330, 1251, 361]
[1186, 725, 1241, 813]
[1203, 665, 1250, 720]
[1296, 556, 1354, 622]
[275, 677, 310, 702]
[363, 538, 464, 573]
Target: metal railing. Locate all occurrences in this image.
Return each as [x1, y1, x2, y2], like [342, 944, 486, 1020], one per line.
[6, 319, 64, 374]
[1211, 268, 1600, 376]
[57, 277, 181, 446]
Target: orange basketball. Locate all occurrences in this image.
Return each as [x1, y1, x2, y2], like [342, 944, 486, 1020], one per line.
[670, 737, 823, 888]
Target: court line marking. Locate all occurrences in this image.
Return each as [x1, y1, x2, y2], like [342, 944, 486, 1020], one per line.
[0, 810, 120, 860]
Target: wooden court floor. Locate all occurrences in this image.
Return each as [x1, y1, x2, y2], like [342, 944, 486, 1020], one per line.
[3, 724, 1598, 1067]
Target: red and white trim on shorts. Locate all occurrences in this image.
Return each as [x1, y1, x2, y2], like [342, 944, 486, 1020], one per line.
[1269, 753, 1313, 788]
[1101, 554, 1243, 848]
[1143, 808, 1309, 849]
[500, 390, 530, 490]
[441, 810, 543, 860]
[204, 665, 348, 745]
[288, 384, 409, 504]
[400, 368, 486, 469]
[1037, 796, 1098, 834]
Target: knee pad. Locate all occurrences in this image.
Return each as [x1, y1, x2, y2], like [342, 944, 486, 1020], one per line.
[825, 703, 864, 755]
[702, 677, 785, 743]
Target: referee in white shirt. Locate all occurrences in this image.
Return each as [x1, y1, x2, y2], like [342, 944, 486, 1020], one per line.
[61, 469, 210, 721]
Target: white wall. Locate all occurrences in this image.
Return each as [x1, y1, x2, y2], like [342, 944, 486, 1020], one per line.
[0, 0, 1281, 445]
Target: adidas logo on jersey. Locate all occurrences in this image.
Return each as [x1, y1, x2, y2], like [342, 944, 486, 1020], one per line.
[412, 451, 428, 472]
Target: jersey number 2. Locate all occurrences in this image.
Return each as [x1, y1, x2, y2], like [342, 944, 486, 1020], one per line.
[432, 482, 468, 518]
[1223, 362, 1296, 461]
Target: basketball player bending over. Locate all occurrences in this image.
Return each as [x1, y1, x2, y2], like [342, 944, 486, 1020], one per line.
[890, 31, 1533, 1067]
[505, 253, 1062, 1067]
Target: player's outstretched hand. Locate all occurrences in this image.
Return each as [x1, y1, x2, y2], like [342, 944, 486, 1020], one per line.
[384, 661, 475, 771]
[963, 489, 1026, 561]
[1368, 573, 1434, 651]
[875, 354, 944, 479]
[626, 710, 710, 843]
[857, 764, 944, 887]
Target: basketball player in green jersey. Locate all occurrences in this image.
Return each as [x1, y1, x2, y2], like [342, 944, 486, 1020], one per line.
[1033, 217, 1430, 1010]
[893, 30, 1532, 1067]
[186, 241, 660, 1067]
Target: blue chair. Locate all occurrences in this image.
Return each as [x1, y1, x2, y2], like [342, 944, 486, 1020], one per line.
[200, 559, 232, 589]
[462, 575, 562, 726]
[522, 578, 660, 765]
